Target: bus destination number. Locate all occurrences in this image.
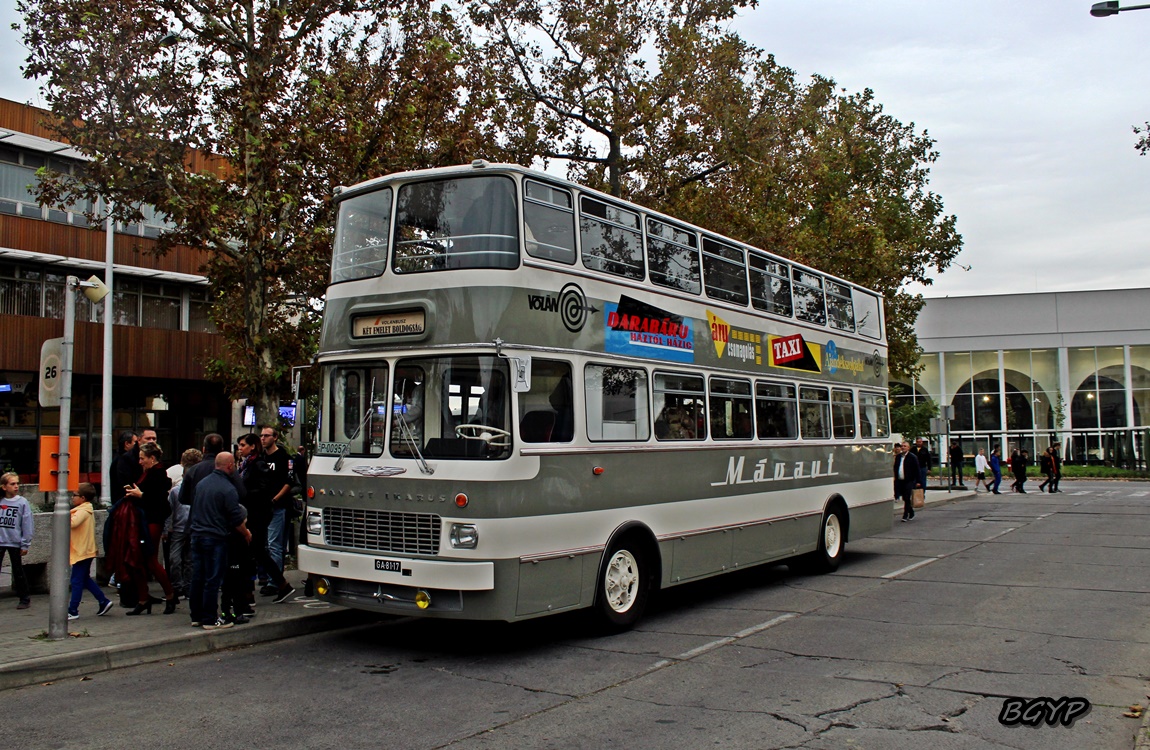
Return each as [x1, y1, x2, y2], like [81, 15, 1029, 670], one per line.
[375, 559, 402, 573]
[353, 311, 425, 338]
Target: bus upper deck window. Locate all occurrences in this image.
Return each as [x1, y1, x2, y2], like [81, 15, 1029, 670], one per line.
[393, 176, 519, 273]
[580, 197, 644, 280]
[749, 253, 793, 318]
[702, 237, 749, 306]
[332, 188, 392, 283]
[524, 180, 576, 264]
[826, 280, 855, 333]
[792, 269, 826, 326]
[647, 219, 701, 295]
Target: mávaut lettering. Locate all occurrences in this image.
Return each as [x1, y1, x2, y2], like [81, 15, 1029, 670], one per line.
[711, 453, 838, 487]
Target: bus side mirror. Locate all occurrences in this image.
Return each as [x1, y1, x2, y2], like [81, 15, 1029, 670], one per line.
[509, 357, 532, 393]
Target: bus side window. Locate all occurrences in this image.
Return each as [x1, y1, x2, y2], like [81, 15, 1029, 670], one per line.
[792, 269, 827, 326]
[518, 359, 574, 443]
[799, 386, 830, 439]
[859, 392, 890, 438]
[585, 364, 650, 441]
[653, 371, 706, 441]
[580, 197, 644, 280]
[755, 381, 798, 439]
[826, 280, 855, 333]
[524, 180, 576, 264]
[709, 377, 753, 439]
[832, 389, 857, 439]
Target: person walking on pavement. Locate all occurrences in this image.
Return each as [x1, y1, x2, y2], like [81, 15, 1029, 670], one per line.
[989, 446, 1004, 494]
[189, 452, 251, 630]
[912, 438, 931, 490]
[894, 441, 921, 522]
[974, 448, 990, 492]
[1050, 444, 1063, 493]
[68, 483, 114, 620]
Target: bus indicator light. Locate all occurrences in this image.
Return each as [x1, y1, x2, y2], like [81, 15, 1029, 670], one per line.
[593, 467, 605, 475]
[455, 493, 468, 507]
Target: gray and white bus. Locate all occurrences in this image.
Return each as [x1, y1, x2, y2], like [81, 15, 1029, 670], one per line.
[299, 161, 893, 627]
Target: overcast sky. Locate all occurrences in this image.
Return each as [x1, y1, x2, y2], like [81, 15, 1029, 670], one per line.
[2, 1, 1148, 300]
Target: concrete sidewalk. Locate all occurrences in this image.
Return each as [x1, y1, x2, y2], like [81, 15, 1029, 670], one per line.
[0, 569, 369, 692]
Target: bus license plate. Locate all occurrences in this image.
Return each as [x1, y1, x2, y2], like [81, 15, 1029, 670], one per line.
[375, 559, 402, 573]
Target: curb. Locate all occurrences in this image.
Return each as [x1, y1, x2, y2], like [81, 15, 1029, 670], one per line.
[0, 607, 370, 692]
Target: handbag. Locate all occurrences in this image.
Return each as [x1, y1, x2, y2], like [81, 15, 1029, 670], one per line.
[912, 488, 925, 509]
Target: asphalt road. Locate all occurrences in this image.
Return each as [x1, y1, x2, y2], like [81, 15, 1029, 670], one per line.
[7, 482, 1150, 749]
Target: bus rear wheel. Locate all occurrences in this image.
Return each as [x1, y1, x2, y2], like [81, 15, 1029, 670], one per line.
[802, 506, 846, 574]
[594, 539, 651, 630]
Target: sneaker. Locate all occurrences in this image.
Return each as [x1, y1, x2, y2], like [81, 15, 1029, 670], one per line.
[202, 619, 234, 630]
[259, 584, 279, 597]
[68, 612, 79, 620]
[232, 614, 250, 625]
[16, 600, 29, 610]
[190, 621, 202, 627]
[273, 585, 296, 603]
[97, 600, 115, 616]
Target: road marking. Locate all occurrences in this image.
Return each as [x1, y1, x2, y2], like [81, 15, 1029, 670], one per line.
[881, 557, 942, 579]
[1071, 491, 1091, 496]
[1130, 491, 1149, 497]
[649, 613, 799, 669]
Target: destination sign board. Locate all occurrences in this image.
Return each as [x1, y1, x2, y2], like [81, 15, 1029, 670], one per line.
[352, 310, 425, 338]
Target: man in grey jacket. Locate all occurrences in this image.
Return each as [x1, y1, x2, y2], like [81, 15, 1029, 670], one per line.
[188, 452, 250, 630]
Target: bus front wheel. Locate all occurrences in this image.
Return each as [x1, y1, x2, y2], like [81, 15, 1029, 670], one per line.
[594, 538, 651, 630]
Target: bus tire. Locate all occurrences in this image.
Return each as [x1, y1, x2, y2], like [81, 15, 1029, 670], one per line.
[594, 536, 651, 630]
[804, 504, 846, 574]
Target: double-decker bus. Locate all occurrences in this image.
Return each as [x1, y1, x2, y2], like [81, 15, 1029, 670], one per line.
[299, 161, 893, 628]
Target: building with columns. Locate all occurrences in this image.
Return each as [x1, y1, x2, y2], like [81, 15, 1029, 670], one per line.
[897, 288, 1150, 468]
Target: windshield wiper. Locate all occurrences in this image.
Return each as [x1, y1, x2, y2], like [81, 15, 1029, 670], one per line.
[334, 377, 376, 472]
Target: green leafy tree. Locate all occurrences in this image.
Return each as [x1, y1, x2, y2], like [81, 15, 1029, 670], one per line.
[889, 385, 937, 440]
[474, 1, 959, 379]
[470, 0, 756, 197]
[16, 0, 509, 421]
[645, 63, 961, 380]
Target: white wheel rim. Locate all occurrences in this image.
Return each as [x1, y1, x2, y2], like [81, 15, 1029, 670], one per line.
[824, 514, 842, 558]
[604, 549, 639, 613]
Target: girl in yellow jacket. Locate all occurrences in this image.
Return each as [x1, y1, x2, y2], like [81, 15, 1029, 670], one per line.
[70, 483, 114, 620]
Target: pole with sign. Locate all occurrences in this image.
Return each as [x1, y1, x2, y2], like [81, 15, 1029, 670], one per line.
[45, 276, 109, 640]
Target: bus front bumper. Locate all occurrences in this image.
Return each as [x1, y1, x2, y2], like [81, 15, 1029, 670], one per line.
[298, 544, 495, 615]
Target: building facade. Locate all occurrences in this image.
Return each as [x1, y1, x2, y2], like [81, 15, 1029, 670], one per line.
[0, 98, 230, 485]
[899, 288, 1150, 469]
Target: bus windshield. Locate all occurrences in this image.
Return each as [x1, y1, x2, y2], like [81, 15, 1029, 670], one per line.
[320, 355, 512, 460]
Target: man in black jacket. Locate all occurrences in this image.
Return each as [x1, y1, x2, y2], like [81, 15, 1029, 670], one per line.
[179, 434, 227, 507]
[894, 441, 922, 522]
[188, 452, 251, 630]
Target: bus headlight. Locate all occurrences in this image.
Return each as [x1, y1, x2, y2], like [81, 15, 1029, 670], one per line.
[306, 511, 323, 536]
[449, 523, 479, 549]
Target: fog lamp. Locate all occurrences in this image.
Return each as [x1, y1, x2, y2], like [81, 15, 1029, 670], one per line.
[315, 578, 330, 596]
[415, 590, 431, 609]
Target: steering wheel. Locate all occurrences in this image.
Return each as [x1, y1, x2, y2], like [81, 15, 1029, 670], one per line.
[455, 423, 511, 448]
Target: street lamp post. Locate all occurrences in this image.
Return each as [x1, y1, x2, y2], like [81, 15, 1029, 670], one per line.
[1091, 1, 1150, 16]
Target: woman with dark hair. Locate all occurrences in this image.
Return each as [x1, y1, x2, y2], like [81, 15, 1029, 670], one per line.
[123, 442, 177, 614]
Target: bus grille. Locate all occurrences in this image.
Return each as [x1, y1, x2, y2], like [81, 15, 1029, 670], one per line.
[322, 507, 442, 555]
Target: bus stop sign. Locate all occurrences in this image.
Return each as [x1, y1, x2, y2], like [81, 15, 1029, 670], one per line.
[39, 337, 64, 408]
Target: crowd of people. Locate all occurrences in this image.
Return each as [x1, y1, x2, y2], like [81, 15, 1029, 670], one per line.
[0, 428, 308, 631]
